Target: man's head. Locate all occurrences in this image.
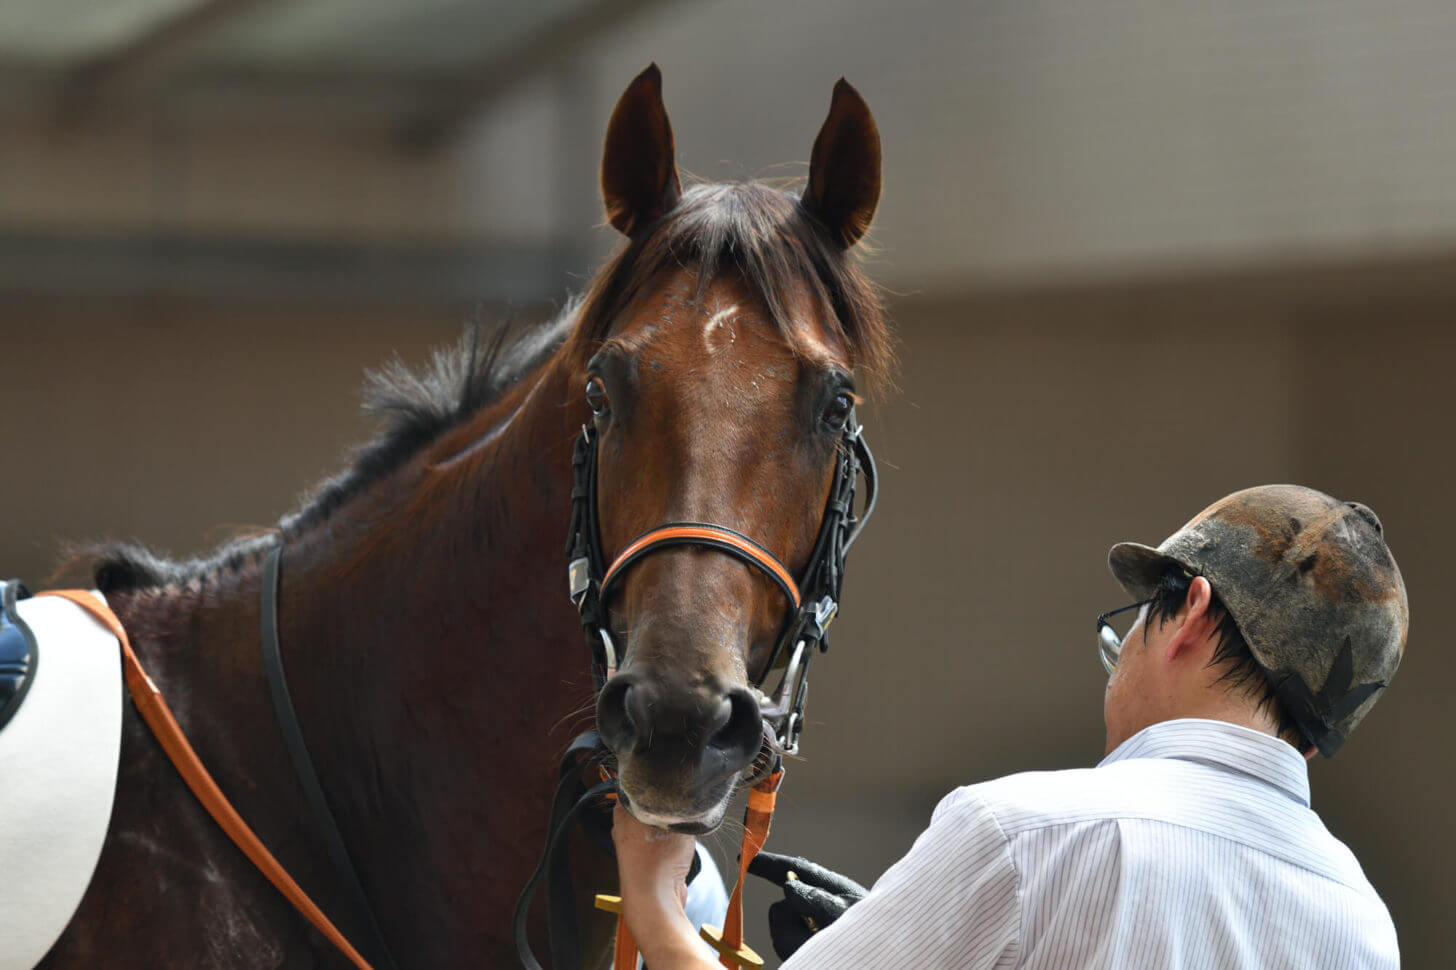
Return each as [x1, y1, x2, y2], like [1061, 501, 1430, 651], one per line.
[1103, 572, 1313, 755]
[1102, 485, 1408, 758]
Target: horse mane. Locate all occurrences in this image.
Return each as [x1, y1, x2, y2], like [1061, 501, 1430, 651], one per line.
[82, 179, 892, 593]
[82, 306, 577, 593]
[297, 306, 578, 536]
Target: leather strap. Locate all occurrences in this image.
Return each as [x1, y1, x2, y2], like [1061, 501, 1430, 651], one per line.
[611, 915, 639, 970]
[545, 733, 611, 970]
[710, 771, 782, 968]
[260, 545, 400, 970]
[602, 523, 801, 610]
[40, 589, 377, 970]
[513, 774, 618, 970]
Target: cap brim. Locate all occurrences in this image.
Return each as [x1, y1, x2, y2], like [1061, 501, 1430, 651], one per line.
[1107, 542, 1188, 600]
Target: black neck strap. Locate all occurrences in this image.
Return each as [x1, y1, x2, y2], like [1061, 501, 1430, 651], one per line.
[261, 544, 400, 970]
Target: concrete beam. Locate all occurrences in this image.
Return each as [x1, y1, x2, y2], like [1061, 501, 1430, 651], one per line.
[396, 0, 689, 152]
[0, 232, 580, 308]
[57, 0, 277, 123]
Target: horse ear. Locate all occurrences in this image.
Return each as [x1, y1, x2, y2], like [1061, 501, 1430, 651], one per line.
[601, 64, 682, 236]
[803, 79, 881, 248]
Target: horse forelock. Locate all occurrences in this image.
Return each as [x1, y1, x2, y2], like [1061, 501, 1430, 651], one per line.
[566, 180, 893, 394]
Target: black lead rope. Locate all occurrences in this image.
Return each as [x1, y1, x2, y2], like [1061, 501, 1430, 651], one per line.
[513, 765, 617, 970]
[261, 544, 400, 970]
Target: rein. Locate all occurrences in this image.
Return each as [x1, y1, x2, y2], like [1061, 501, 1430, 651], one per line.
[515, 411, 877, 969]
[260, 544, 401, 970]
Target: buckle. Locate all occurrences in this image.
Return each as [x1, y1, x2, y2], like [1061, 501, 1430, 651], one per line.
[599, 628, 619, 680]
[753, 639, 809, 759]
[568, 557, 591, 605]
[780, 712, 801, 757]
[809, 596, 837, 638]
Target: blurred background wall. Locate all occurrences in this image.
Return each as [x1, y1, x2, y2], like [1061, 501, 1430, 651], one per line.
[2, 0, 1452, 964]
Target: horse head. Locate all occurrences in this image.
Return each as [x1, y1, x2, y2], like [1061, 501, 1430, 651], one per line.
[573, 66, 888, 832]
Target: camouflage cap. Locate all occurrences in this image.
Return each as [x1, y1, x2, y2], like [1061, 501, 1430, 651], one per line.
[1107, 484, 1408, 757]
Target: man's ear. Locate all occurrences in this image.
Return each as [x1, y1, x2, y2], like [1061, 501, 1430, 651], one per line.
[1164, 576, 1217, 662]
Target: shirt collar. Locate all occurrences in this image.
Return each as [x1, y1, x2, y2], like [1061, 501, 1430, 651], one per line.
[1099, 717, 1311, 806]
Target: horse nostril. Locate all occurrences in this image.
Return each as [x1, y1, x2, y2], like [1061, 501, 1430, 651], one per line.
[708, 686, 763, 767]
[707, 696, 734, 736]
[595, 674, 640, 753]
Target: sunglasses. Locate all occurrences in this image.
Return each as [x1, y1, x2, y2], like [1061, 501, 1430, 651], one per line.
[1095, 599, 1151, 675]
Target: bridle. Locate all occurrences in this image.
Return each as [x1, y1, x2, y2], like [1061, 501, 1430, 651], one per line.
[514, 407, 877, 970]
[509, 409, 877, 969]
[565, 410, 877, 761]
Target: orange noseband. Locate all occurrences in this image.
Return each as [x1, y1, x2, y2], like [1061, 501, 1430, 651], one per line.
[599, 522, 802, 610]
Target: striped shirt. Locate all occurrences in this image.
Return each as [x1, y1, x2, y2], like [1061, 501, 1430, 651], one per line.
[785, 718, 1397, 969]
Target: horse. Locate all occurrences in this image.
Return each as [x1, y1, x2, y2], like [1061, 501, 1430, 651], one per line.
[35, 64, 890, 969]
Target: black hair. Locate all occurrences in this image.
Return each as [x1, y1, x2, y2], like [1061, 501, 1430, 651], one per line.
[1145, 571, 1312, 753]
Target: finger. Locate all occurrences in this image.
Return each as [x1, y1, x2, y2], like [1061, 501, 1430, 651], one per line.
[766, 899, 815, 961]
[784, 879, 852, 922]
[746, 851, 798, 887]
[760, 854, 867, 897]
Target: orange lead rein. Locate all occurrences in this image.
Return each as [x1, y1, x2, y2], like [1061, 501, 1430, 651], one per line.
[703, 771, 782, 969]
[40, 590, 376, 970]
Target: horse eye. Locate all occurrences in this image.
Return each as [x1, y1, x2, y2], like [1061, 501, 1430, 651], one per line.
[585, 377, 610, 415]
[823, 391, 853, 429]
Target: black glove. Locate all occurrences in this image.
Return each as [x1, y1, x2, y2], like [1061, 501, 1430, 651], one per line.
[747, 851, 868, 960]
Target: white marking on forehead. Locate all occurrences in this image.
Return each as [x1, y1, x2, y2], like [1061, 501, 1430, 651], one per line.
[701, 304, 739, 354]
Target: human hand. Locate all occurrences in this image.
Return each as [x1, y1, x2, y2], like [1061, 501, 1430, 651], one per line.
[611, 803, 707, 967]
[747, 850, 868, 959]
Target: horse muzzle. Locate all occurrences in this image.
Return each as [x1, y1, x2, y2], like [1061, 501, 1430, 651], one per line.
[596, 670, 762, 826]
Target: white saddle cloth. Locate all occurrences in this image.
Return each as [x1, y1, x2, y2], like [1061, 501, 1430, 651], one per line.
[0, 592, 123, 970]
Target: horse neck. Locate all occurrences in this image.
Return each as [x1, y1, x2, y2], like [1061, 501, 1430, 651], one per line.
[268, 347, 598, 953]
[283, 345, 589, 711]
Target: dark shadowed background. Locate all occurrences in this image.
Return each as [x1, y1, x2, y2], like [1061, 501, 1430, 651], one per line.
[3, 1, 1452, 965]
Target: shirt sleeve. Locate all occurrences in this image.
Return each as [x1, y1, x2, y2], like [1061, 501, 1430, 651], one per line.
[783, 788, 1020, 969]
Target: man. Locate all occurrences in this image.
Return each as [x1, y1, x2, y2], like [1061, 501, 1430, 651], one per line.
[612, 484, 1407, 968]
